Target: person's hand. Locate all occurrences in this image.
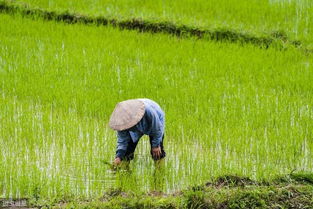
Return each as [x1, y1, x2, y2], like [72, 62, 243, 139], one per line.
[152, 146, 162, 159]
[113, 157, 121, 166]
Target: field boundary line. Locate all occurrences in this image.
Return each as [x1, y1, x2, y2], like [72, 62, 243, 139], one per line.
[0, 0, 312, 53]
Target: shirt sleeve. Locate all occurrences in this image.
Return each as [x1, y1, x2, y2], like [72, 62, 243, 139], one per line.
[115, 130, 131, 159]
[145, 108, 163, 148]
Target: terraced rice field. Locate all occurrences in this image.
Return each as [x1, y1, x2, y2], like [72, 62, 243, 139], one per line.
[0, 0, 312, 206]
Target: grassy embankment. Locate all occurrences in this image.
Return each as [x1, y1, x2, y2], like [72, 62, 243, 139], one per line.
[9, 0, 313, 45]
[0, 0, 312, 52]
[4, 174, 313, 208]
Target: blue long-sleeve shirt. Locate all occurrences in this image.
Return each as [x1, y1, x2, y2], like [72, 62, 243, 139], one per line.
[115, 99, 165, 159]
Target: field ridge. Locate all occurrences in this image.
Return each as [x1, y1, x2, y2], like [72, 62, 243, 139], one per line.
[0, 0, 309, 52]
[14, 173, 313, 208]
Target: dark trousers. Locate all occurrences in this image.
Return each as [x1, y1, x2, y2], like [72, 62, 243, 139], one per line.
[122, 135, 166, 161]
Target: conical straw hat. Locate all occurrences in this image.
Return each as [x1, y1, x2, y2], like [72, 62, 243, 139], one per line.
[109, 99, 145, 131]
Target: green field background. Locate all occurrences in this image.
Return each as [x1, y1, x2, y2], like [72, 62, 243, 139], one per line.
[9, 0, 313, 44]
[0, 0, 313, 200]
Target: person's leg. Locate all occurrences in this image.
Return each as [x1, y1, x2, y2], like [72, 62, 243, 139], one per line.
[122, 139, 139, 161]
[150, 135, 166, 161]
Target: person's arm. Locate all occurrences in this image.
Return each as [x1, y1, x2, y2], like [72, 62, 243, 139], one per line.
[146, 108, 163, 148]
[115, 130, 131, 160]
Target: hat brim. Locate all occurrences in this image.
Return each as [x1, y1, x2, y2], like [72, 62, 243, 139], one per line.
[109, 99, 145, 131]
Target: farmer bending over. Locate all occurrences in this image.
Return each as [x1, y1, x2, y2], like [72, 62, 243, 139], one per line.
[109, 98, 166, 166]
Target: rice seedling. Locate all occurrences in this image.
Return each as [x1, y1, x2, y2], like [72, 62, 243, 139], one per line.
[0, 11, 312, 202]
[7, 0, 313, 44]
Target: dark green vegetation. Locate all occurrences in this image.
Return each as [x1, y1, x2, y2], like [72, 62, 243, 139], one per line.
[0, 0, 309, 52]
[22, 173, 313, 209]
[7, 0, 313, 45]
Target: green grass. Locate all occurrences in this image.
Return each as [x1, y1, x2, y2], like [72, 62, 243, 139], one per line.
[8, 0, 313, 44]
[0, 12, 313, 201]
[29, 174, 313, 208]
[55, 185, 313, 209]
[0, 0, 298, 51]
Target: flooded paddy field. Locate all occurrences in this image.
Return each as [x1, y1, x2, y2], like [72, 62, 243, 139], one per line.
[0, 0, 313, 208]
[8, 0, 313, 44]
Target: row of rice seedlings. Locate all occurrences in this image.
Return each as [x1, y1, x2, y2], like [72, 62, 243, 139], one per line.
[0, 13, 312, 199]
[0, 95, 116, 197]
[9, 0, 313, 43]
